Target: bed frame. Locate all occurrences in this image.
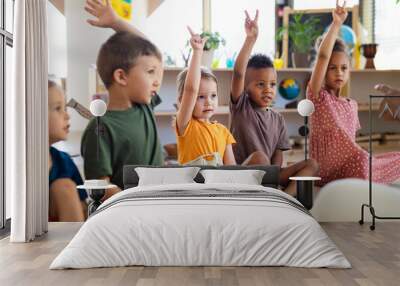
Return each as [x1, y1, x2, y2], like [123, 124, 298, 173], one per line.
[123, 165, 281, 190]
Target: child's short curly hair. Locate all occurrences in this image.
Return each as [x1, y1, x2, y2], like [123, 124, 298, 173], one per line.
[247, 54, 274, 69]
[97, 32, 162, 88]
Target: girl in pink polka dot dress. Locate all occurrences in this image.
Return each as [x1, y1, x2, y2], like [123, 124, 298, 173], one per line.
[307, 1, 400, 186]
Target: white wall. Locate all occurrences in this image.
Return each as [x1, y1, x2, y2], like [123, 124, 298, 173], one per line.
[66, 0, 114, 132]
[212, 1, 275, 62]
[48, 2, 67, 78]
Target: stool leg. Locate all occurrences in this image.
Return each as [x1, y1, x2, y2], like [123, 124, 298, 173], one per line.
[297, 181, 313, 210]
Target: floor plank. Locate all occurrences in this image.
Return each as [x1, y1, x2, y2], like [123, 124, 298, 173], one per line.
[0, 222, 399, 286]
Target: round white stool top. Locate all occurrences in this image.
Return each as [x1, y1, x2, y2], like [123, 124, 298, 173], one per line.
[289, 176, 321, 181]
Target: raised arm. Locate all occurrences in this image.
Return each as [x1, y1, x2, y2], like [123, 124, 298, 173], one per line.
[231, 10, 259, 103]
[309, 0, 347, 98]
[375, 84, 400, 97]
[176, 27, 207, 136]
[85, 0, 147, 39]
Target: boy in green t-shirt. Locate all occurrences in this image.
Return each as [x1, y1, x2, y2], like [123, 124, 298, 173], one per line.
[81, 0, 164, 198]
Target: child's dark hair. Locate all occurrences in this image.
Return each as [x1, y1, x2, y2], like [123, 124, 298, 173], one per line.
[315, 36, 350, 57]
[332, 38, 349, 55]
[97, 32, 162, 88]
[247, 54, 274, 69]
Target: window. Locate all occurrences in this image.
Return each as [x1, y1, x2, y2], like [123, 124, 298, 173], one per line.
[293, 0, 359, 9]
[140, 0, 275, 68]
[211, 0, 276, 65]
[374, 0, 400, 69]
[1, 0, 14, 231]
[141, 0, 203, 67]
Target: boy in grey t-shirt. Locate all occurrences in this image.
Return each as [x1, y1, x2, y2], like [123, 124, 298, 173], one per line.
[230, 10, 318, 196]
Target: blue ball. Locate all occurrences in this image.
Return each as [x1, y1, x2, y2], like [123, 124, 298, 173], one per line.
[279, 78, 300, 100]
[325, 24, 356, 51]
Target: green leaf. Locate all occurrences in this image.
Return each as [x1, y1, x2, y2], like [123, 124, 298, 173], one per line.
[276, 12, 322, 53]
[200, 31, 226, 51]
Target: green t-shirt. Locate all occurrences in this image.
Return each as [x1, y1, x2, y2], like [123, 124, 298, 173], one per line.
[81, 96, 164, 189]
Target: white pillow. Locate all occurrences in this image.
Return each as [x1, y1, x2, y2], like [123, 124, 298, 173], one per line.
[200, 169, 266, 185]
[135, 167, 200, 186]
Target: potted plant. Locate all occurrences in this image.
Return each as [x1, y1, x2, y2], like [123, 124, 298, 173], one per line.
[200, 31, 226, 68]
[277, 13, 322, 68]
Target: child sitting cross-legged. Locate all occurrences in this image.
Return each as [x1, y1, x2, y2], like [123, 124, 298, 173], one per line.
[175, 27, 268, 166]
[230, 10, 319, 196]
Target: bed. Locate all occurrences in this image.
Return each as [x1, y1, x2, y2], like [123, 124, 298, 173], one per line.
[50, 165, 350, 269]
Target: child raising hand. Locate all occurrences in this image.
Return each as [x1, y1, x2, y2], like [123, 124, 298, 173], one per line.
[307, 0, 400, 186]
[175, 26, 268, 166]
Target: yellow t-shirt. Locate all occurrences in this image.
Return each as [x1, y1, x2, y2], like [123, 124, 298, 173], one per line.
[176, 118, 236, 165]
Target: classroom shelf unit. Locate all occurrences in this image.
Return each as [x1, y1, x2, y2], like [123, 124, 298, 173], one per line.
[89, 66, 400, 146]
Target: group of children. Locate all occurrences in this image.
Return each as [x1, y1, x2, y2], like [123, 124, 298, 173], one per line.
[48, 0, 400, 221]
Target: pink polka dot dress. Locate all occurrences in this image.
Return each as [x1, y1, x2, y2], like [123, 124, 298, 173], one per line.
[307, 87, 400, 186]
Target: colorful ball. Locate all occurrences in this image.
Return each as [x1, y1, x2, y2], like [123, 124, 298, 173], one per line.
[340, 25, 356, 49]
[325, 24, 356, 52]
[278, 78, 300, 100]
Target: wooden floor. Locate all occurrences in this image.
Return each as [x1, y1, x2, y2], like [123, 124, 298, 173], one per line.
[1, 222, 400, 286]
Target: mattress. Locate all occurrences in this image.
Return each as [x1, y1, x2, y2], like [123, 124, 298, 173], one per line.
[50, 183, 350, 269]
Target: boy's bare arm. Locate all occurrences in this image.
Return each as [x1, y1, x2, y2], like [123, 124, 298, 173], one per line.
[85, 0, 147, 39]
[176, 27, 207, 136]
[309, 0, 347, 98]
[271, 150, 283, 167]
[231, 10, 259, 103]
[223, 145, 237, 165]
[99, 176, 121, 201]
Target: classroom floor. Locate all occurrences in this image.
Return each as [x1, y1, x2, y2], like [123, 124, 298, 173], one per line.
[1, 222, 400, 286]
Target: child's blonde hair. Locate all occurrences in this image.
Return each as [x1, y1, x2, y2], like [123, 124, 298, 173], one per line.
[176, 66, 218, 102]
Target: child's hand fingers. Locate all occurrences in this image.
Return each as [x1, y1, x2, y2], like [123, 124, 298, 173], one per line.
[87, 0, 102, 10]
[92, 0, 104, 6]
[187, 26, 196, 37]
[245, 10, 250, 21]
[87, 19, 101, 27]
[85, 6, 99, 17]
[86, 1, 100, 13]
[254, 9, 259, 22]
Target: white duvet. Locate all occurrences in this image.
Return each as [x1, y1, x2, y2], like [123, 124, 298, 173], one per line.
[50, 183, 350, 269]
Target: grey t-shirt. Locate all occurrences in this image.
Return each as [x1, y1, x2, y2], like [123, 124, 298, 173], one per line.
[230, 92, 291, 164]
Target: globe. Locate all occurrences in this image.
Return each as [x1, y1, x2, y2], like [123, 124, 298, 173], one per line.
[325, 24, 356, 52]
[340, 25, 356, 51]
[278, 78, 300, 101]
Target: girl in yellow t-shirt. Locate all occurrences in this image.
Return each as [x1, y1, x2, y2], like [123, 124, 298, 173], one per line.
[175, 27, 268, 166]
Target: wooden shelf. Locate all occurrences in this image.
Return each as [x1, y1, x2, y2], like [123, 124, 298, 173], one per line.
[155, 106, 303, 117]
[164, 67, 314, 73]
[358, 103, 380, 111]
[164, 67, 400, 73]
[155, 106, 230, 116]
[350, 69, 400, 74]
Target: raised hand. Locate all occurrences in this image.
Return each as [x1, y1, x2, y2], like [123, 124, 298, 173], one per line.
[187, 26, 207, 51]
[375, 84, 399, 96]
[332, 0, 348, 25]
[244, 10, 259, 39]
[85, 0, 119, 28]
